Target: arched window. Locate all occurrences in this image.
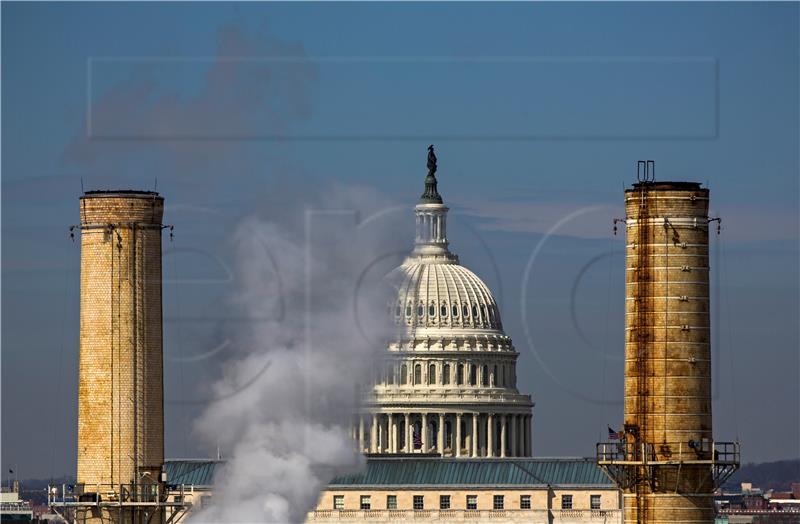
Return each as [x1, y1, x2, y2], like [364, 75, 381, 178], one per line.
[456, 364, 464, 385]
[429, 304, 436, 317]
[417, 304, 424, 317]
[441, 304, 448, 317]
[472, 305, 479, 319]
[492, 365, 498, 387]
[400, 364, 408, 385]
[482, 365, 489, 386]
[462, 304, 469, 317]
[452, 304, 459, 317]
[469, 365, 477, 386]
[387, 365, 395, 385]
[480, 304, 487, 320]
[429, 363, 436, 384]
[443, 364, 451, 385]
[414, 364, 422, 385]
[405, 304, 412, 317]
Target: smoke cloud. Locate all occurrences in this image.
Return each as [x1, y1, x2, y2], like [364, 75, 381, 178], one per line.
[189, 186, 406, 523]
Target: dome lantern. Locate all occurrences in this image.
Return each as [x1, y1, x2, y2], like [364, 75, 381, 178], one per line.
[413, 145, 456, 261]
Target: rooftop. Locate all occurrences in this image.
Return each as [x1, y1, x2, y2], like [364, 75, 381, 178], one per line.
[162, 458, 614, 489]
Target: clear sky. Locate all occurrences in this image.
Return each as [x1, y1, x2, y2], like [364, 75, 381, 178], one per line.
[2, 2, 798, 480]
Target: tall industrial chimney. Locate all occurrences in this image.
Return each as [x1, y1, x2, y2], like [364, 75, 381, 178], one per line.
[598, 163, 739, 524]
[76, 190, 166, 522]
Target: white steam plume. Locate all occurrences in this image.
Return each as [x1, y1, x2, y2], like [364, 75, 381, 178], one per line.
[190, 185, 406, 523]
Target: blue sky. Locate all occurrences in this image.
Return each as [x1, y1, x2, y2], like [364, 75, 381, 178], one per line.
[2, 2, 798, 479]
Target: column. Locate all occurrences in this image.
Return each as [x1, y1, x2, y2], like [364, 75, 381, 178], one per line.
[500, 415, 507, 458]
[526, 415, 532, 456]
[518, 415, 525, 457]
[471, 414, 478, 457]
[509, 415, 516, 457]
[438, 414, 445, 454]
[404, 413, 411, 453]
[359, 416, 365, 453]
[370, 414, 378, 453]
[455, 413, 462, 458]
[421, 413, 428, 453]
[487, 414, 494, 457]
[379, 415, 385, 453]
[388, 414, 394, 453]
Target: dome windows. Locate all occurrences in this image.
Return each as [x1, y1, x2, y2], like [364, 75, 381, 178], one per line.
[452, 304, 459, 317]
[472, 305, 478, 319]
[440, 304, 448, 317]
[462, 304, 469, 317]
[417, 304, 424, 317]
[405, 304, 412, 317]
[428, 304, 436, 317]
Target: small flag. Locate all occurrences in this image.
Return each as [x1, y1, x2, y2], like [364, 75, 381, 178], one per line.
[608, 427, 621, 441]
[413, 428, 423, 449]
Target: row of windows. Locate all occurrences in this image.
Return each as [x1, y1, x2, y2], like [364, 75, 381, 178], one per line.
[385, 362, 514, 388]
[334, 494, 602, 511]
[393, 301, 500, 326]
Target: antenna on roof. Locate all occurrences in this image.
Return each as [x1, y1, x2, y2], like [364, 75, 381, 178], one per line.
[154, 177, 158, 192]
[80, 177, 85, 193]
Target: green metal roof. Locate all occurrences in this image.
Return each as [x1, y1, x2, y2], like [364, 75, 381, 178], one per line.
[162, 458, 613, 488]
[163, 460, 220, 487]
[330, 458, 613, 487]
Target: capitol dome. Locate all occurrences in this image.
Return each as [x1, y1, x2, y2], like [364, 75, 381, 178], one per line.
[354, 147, 533, 459]
[390, 261, 503, 331]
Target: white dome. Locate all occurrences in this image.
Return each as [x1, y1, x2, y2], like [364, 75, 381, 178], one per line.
[389, 260, 502, 331]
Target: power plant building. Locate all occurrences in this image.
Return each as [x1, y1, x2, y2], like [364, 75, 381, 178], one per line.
[48, 156, 741, 524]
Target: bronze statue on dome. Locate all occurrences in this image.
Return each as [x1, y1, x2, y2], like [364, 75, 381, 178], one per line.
[427, 144, 437, 176]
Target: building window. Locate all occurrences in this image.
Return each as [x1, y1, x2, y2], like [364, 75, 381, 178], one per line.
[480, 304, 487, 319]
[520, 495, 531, 510]
[414, 364, 422, 385]
[417, 304, 424, 317]
[492, 365, 497, 387]
[466, 495, 478, 510]
[439, 495, 450, 510]
[429, 363, 436, 384]
[493, 495, 504, 510]
[452, 304, 459, 317]
[333, 495, 344, 510]
[482, 365, 489, 386]
[387, 365, 394, 385]
[561, 495, 572, 510]
[590, 495, 601, 510]
[173, 495, 183, 504]
[463, 304, 469, 317]
[443, 364, 450, 385]
[472, 305, 478, 318]
[400, 364, 407, 385]
[406, 304, 412, 317]
[360, 495, 371, 510]
[386, 495, 397, 510]
[413, 495, 424, 510]
[429, 304, 436, 317]
[469, 365, 477, 386]
[441, 304, 448, 317]
[456, 364, 464, 385]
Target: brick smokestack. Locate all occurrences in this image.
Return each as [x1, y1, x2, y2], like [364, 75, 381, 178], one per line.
[76, 190, 165, 516]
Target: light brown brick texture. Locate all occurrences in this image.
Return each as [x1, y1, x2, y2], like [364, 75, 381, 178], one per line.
[76, 193, 165, 523]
